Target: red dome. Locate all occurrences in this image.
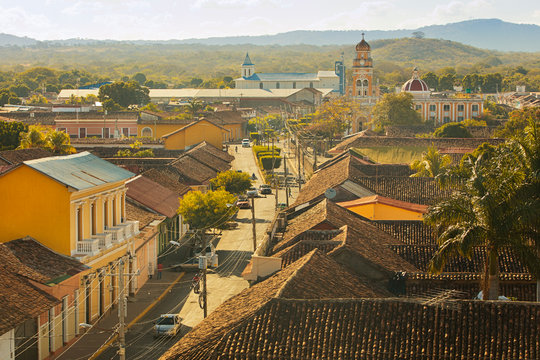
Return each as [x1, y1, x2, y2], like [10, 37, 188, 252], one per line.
[356, 33, 370, 51]
[402, 78, 429, 92]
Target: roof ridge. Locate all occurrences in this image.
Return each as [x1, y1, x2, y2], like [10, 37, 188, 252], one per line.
[275, 249, 318, 298]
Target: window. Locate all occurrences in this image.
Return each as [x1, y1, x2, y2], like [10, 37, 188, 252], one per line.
[429, 104, 436, 111]
[79, 128, 86, 138]
[122, 128, 129, 137]
[429, 116, 436, 122]
[112, 198, 117, 226]
[458, 116, 464, 121]
[292, 82, 296, 89]
[103, 128, 110, 138]
[472, 104, 479, 111]
[457, 104, 464, 111]
[259, 82, 263, 89]
[415, 104, 422, 110]
[141, 127, 152, 137]
[276, 82, 280, 89]
[443, 104, 450, 111]
[62, 296, 68, 344]
[49, 308, 55, 352]
[91, 203, 96, 235]
[309, 82, 313, 88]
[56, 127, 66, 133]
[74, 290, 79, 335]
[363, 79, 369, 87]
[443, 116, 451, 123]
[104, 201, 109, 229]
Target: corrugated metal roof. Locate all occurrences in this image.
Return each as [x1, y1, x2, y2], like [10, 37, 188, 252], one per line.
[24, 152, 134, 191]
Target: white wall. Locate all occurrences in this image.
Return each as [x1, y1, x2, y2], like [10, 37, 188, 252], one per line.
[0, 330, 15, 360]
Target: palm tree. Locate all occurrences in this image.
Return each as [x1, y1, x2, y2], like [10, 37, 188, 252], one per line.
[46, 130, 76, 154]
[425, 127, 540, 300]
[410, 144, 452, 177]
[186, 99, 204, 118]
[18, 125, 47, 149]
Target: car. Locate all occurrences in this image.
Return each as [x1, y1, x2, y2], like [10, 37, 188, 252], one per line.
[241, 139, 250, 147]
[154, 314, 182, 338]
[237, 198, 251, 209]
[246, 187, 258, 197]
[194, 243, 218, 267]
[259, 184, 272, 194]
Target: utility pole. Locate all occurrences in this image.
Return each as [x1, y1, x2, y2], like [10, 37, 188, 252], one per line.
[199, 252, 208, 318]
[250, 195, 257, 251]
[313, 138, 318, 172]
[297, 138, 302, 191]
[117, 258, 126, 360]
[284, 154, 289, 207]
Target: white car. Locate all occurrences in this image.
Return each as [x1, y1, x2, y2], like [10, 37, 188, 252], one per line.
[194, 243, 218, 268]
[241, 139, 250, 147]
[246, 187, 258, 197]
[154, 314, 182, 338]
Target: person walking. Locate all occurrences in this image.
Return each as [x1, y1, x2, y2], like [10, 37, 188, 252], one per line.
[157, 263, 163, 280]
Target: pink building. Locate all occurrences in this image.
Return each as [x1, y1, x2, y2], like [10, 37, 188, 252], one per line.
[54, 112, 138, 138]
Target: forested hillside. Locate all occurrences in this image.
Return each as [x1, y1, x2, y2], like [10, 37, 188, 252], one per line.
[0, 38, 539, 91]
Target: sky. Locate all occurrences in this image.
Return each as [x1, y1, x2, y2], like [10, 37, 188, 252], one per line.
[1, 0, 539, 40]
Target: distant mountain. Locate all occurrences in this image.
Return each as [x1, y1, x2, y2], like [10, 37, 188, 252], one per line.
[174, 19, 540, 52]
[1, 19, 539, 52]
[0, 33, 38, 46]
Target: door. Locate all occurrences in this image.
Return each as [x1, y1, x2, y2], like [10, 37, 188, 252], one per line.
[79, 127, 86, 138]
[14, 319, 38, 360]
[103, 128, 110, 138]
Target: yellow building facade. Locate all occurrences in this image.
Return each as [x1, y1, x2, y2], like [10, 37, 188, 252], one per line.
[162, 118, 229, 150]
[0, 152, 143, 325]
[337, 195, 427, 221]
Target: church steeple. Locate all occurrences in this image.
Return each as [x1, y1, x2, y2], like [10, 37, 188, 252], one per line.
[241, 53, 255, 78]
[352, 33, 374, 99]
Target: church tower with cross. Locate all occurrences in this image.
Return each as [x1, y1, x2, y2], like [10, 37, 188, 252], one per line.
[351, 33, 377, 102]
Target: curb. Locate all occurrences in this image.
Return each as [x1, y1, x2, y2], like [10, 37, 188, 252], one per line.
[89, 272, 185, 359]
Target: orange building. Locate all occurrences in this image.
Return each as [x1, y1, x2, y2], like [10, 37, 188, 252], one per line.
[337, 195, 428, 221]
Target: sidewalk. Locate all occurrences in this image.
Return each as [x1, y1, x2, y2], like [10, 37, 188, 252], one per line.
[57, 269, 184, 360]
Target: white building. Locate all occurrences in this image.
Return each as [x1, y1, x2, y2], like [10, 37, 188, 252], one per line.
[234, 53, 340, 92]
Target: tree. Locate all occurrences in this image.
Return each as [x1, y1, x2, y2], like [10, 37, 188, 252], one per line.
[19, 125, 76, 154]
[186, 99, 204, 117]
[421, 72, 438, 91]
[177, 190, 237, 230]
[98, 81, 150, 108]
[0, 120, 28, 150]
[132, 72, 147, 85]
[210, 170, 252, 195]
[495, 107, 539, 139]
[410, 145, 452, 177]
[426, 128, 540, 300]
[0, 89, 21, 106]
[308, 97, 363, 139]
[433, 123, 472, 138]
[371, 92, 422, 128]
[412, 31, 425, 39]
[438, 73, 455, 91]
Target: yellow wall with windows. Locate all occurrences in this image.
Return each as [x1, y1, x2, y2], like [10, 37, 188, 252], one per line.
[163, 120, 226, 150]
[344, 203, 424, 221]
[138, 124, 186, 139]
[0, 165, 72, 254]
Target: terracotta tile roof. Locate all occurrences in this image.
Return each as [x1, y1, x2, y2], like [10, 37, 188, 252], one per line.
[374, 220, 436, 245]
[163, 297, 540, 360]
[352, 163, 414, 177]
[350, 176, 451, 205]
[3, 237, 88, 282]
[126, 175, 180, 218]
[142, 167, 191, 197]
[204, 110, 247, 125]
[0, 148, 53, 165]
[0, 112, 56, 125]
[390, 245, 529, 274]
[271, 200, 418, 274]
[126, 202, 165, 229]
[184, 144, 231, 173]
[194, 141, 234, 163]
[0, 271, 59, 335]
[169, 155, 218, 185]
[162, 250, 390, 360]
[338, 195, 429, 213]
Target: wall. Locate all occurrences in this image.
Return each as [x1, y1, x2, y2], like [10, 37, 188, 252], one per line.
[163, 120, 224, 150]
[0, 166, 71, 255]
[0, 330, 14, 360]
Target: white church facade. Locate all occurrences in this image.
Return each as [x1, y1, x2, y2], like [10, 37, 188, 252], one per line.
[234, 53, 340, 92]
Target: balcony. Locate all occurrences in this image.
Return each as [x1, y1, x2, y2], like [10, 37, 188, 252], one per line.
[77, 238, 99, 255]
[92, 233, 113, 249]
[117, 221, 140, 239]
[104, 227, 124, 243]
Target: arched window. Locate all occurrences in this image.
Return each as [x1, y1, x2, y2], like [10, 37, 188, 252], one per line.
[309, 82, 313, 88]
[363, 79, 369, 87]
[259, 82, 263, 89]
[293, 82, 296, 89]
[276, 82, 280, 89]
[141, 127, 153, 138]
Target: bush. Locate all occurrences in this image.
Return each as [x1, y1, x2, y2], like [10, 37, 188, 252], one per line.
[433, 123, 472, 138]
[260, 156, 282, 170]
[249, 132, 261, 142]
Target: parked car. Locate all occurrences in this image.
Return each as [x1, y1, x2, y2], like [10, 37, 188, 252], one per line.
[259, 184, 272, 194]
[246, 187, 258, 197]
[194, 243, 218, 267]
[237, 198, 251, 209]
[154, 314, 182, 338]
[241, 139, 250, 147]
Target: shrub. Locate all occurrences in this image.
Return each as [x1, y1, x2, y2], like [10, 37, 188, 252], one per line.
[433, 123, 472, 138]
[249, 132, 261, 141]
[260, 155, 282, 170]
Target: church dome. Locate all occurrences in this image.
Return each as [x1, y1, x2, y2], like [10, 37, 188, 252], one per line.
[356, 33, 370, 51]
[402, 67, 429, 92]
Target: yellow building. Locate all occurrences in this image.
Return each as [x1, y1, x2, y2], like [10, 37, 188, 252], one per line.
[337, 195, 428, 221]
[0, 152, 142, 325]
[162, 118, 229, 150]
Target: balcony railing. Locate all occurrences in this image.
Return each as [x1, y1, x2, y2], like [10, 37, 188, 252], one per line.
[104, 227, 124, 243]
[92, 233, 113, 249]
[77, 238, 99, 255]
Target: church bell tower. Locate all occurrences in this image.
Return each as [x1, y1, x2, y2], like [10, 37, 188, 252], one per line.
[241, 53, 255, 78]
[352, 33, 374, 99]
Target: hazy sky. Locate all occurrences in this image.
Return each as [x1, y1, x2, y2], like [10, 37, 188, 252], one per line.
[1, 0, 539, 40]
